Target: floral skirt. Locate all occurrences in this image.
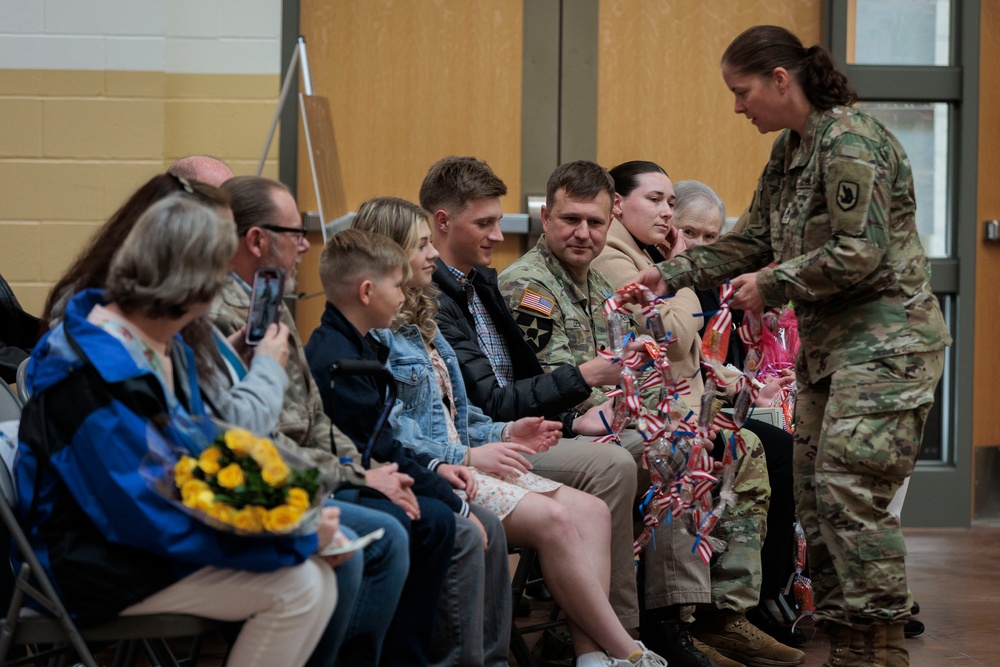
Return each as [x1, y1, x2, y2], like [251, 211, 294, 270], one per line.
[458, 470, 562, 520]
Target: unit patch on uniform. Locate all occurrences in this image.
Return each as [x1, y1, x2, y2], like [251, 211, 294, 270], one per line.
[836, 180, 860, 211]
[515, 311, 553, 353]
[518, 289, 554, 316]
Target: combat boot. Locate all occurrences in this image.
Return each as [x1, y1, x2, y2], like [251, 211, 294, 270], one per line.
[853, 619, 888, 667]
[641, 620, 715, 667]
[692, 637, 746, 667]
[884, 622, 909, 667]
[694, 610, 806, 667]
[821, 622, 857, 667]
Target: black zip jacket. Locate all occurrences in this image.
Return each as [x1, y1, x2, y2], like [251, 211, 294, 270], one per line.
[432, 259, 591, 435]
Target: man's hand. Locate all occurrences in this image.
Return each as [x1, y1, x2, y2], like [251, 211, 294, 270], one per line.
[317, 506, 354, 567]
[366, 463, 421, 520]
[730, 272, 764, 311]
[437, 463, 478, 501]
[467, 511, 488, 551]
[467, 442, 535, 477]
[506, 416, 561, 453]
[579, 340, 651, 388]
[254, 322, 291, 368]
[572, 401, 615, 436]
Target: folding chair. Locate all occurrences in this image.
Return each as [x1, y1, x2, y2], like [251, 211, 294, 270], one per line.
[0, 385, 20, 423]
[508, 546, 567, 667]
[0, 405, 218, 667]
[13, 361, 27, 406]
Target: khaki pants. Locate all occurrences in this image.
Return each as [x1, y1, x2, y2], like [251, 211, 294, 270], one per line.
[121, 556, 337, 667]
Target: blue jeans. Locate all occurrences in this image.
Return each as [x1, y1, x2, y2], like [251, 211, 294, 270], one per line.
[306, 500, 409, 667]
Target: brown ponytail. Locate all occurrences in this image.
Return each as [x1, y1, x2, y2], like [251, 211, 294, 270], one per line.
[722, 25, 857, 110]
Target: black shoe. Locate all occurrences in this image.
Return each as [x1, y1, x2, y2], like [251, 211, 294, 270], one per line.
[640, 620, 714, 667]
[525, 579, 553, 602]
[904, 618, 925, 638]
[746, 605, 807, 648]
[515, 596, 532, 618]
[911, 601, 920, 615]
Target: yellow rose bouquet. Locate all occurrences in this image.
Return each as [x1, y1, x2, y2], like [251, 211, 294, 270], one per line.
[167, 427, 322, 535]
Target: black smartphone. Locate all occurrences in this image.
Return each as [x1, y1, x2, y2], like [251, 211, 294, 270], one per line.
[245, 267, 286, 346]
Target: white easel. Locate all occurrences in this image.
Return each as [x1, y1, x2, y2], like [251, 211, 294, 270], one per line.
[257, 36, 343, 246]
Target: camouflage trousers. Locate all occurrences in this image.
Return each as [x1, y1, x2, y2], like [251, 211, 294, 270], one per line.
[793, 350, 944, 624]
[710, 428, 770, 613]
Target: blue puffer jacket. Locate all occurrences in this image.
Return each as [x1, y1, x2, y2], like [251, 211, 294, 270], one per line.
[16, 290, 317, 625]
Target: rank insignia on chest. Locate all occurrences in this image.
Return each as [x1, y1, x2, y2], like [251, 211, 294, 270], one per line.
[515, 311, 553, 353]
[519, 289, 555, 316]
[836, 180, 859, 211]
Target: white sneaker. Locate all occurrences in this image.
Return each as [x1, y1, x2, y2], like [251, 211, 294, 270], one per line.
[575, 651, 619, 667]
[625, 641, 669, 666]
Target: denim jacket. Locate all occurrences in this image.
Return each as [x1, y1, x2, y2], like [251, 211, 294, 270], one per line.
[374, 325, 506, 465]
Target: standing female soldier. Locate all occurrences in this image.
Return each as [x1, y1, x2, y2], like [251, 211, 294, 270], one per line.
[633, 25, 950, 667]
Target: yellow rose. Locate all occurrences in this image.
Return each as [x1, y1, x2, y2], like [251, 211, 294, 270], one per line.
[180, 479, 212, 507]
[261, 460, 291, 487]
[264, 505, 304, 533]
[206, 502, 237, 525]
[250, 438, 281, 465]
[233, 506, 264, 532]
[198, 446, 223, 476]
[173, 456, 198, 486]
[223, 428, 256, 457]
[216, 463, 246, 489]
[286, 487, 311, 511]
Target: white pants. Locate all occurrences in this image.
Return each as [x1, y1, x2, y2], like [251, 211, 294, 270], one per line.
[120, 557, 337, 667]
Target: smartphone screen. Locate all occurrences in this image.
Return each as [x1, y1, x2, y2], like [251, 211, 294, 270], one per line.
[245, 267, 286, 346]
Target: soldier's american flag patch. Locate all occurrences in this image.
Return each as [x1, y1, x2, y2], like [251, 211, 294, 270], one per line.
[519, 289, 554, 316]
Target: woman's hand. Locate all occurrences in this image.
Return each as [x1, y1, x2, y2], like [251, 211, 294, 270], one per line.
[254, 323, 291, 367]
[437, 463, 478, 501]
[506, 416, 561, 453]
[623, 266, 669, 302]
[730, 272, 764, 311]
[661, 226, 689, 259]
[467, 442, 535, 477]
[754, 370, 795, 407]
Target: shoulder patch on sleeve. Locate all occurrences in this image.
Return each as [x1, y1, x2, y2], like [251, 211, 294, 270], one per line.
[514, 311, 553, 353]
[518, 289, 554, 316]
[826, 159, 876, 235]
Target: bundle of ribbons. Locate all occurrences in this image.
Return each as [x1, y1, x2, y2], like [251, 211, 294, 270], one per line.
[599, 282, 760, 565]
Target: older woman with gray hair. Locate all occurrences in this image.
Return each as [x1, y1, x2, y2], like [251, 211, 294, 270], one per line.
[16, 194, 340, 667]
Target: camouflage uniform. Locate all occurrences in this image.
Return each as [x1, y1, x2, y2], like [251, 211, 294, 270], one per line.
[653, 106, 951, 625]
[209, 276, 368, 489]
[498, 235, 619, 411]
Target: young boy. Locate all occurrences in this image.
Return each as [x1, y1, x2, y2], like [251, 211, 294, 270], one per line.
[305, 228, 512, 667]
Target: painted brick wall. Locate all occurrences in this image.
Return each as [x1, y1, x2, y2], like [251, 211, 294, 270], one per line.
[0, 0, 283, 315]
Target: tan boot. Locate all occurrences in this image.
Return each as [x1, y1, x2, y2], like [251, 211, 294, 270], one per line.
[691, 637, 747, 667]
[884, 622, 909, 667]
[853, 620, 888, 667]
[694, 611, 806, 667]
[821, 622, 857, 667]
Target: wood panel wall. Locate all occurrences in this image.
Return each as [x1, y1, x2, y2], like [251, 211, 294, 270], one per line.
[295, 0, 524, 337]
[595, 0, 821, 217]
[973, 0, 1000, 447]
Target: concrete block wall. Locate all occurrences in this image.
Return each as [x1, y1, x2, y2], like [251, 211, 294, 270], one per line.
[0, 0, 284, 316]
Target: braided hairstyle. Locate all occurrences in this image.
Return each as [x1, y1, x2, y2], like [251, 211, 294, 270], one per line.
[722, 25, 857, 110]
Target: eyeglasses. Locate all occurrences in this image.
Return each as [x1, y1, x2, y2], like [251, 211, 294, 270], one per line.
[260, 224, 307, 244]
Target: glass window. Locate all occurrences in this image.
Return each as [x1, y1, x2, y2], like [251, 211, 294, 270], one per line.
[857, 102, 950, 257]
[850, 0, 951, 66]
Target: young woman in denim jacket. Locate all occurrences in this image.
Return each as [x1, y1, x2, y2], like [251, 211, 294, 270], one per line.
[356, 196, 667, 667]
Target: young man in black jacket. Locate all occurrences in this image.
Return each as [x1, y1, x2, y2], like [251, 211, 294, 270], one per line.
[421, 157, 712, 662]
